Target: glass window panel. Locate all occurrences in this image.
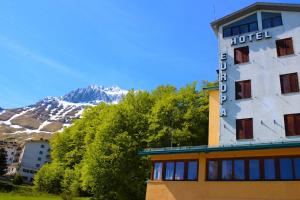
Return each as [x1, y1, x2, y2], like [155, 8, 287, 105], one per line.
[249, 159, 260, 180]
[187, 161, 198, 180]
[222, 160, 232, 180]
[280, 158, 293, 180]
[249, 22, 258, 32]
[164, 162, 175, 180]
[294, 158, 300, 179]
[175, 161, 185, 180]
[262, 19, 272, 29]
[240, 24, 249, 34]
[208, 160, 219, 180]
[264, 159, 276, 180]
[153, 162, 163, 180]
[232, 27, 240, 36]
[234, 160, 245, 180]
[273, 16, 282, 27]
[223, 28, 231, 37]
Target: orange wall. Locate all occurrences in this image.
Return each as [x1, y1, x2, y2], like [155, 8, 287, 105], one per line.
[208, 90, 220, 147]
[146, 148, 300, 200]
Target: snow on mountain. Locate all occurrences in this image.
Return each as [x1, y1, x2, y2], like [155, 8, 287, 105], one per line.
[0, 85, 128, 141]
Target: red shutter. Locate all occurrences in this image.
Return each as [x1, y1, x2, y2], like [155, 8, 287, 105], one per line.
[244, 119, 253, 139]
[285, 115, 295, 136]
[285, 38, 294, 55]
[290, 73, 299, 92]
[243, 80, 251, 98]
[280, 75, 290, 93]
[235, 82, 242, 99]
[295, 114, 300, 136]
[235, 49, 243, 64]
[242, 47, 249, 63]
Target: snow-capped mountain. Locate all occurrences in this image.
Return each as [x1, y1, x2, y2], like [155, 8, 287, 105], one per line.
[0, 85, 128, 141]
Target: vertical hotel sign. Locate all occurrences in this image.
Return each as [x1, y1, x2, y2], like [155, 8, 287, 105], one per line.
[219, 31, 272, 117]
[220, 53, 227, 117]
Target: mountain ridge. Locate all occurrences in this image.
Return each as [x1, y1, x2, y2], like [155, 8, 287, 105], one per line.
[0, 85, 128, 141]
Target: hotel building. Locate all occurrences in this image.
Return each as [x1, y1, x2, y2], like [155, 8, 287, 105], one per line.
[140, 2, 300, 200]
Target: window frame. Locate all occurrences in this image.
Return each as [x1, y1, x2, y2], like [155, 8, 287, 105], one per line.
[235, 80, 252, 100]
[284, 113, 300, 137]
[206, 155, 300, 181]
[276, 38, 294, 57]
[151, 159, 199, 181]
[236, 118, 253, 140]
[234, 46, 250, 64]
[262, 13, 283, 29]
[280, 73, 299, 94]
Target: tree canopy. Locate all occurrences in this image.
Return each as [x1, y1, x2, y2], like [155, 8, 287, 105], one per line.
[34, 82, 209, 200]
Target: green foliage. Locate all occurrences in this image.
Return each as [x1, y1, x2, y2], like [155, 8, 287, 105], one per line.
[34, 83, 210, 200]
[0, 148, 7, 175]
[12, 173, 24, 185]
[34, 163, 64, 194]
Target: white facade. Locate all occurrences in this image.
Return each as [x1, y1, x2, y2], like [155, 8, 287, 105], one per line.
[216, 9, 300, 145]
[18, 140, 51, 182]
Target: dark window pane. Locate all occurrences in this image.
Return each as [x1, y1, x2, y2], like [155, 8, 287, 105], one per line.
[235, 80, 251, 100]
[262, 19, 272, 29]
[273, 16, 282, 27]
[234, 160, 245, 180]
[164, 162, 174, 180]
[187, 161, 198, 180]
[232, 27, 239, 36]
[276, 38, 294, 57]
[249, 22, 258, 32]
[223, 28, 231, 37]
[234, 46, 249, 64]
[222, 160, 232, 180]
[240, 24, 249, 34]
[264, 159, 276, 180]
[280, 73, 299, 94]
[294, 158, 300, 179]
[175, 162, 185, 180]
[153, 162, 163, 180]
[280, 158, 293, 180]
[208, 160, 219, 180]
[249, 159, 260, 180]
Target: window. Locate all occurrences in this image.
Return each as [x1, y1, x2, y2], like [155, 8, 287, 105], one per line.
[175, 162, 185, 180]
[221, 160, 232, 180]
[276, 38, 294, 57]
[207, 156, 300, 181]
[280, 73, 299, 94]
[37, 157, 42, 161]
[153, 162, 163, 180]
[41, 144, 45, 148]
[36, 164, 40, 168]
[236, 118, 253, 140]
[280, 158, 293, 180]
[223, 13, 258, 37]
[284, 113, 300, 136]
[39, 151, 43, 155]
[234, 160, 245, 180]
[262, 12, 283, 29]
[187, 161, 198, 180]
[151, 160, 198, 181]
[264, 159, 276, 180]
[235, 80, 251, 100]
[294, 158, 300, 179]
[207, 160, 219, 180]
[249, 159, 260, 180]
[234, 46, 249, 64]
[164, 162, 175, 180]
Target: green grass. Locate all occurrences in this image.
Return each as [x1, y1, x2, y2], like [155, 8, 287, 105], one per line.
[0, 192, 89, 200]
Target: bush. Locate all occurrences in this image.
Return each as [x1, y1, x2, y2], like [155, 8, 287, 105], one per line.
[60, 191, 73, 200]
[12, 173, 23, 185]
[34, 163, 64, 194]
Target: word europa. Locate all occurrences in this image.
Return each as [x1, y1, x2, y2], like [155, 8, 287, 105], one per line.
[231, 31, 271, 46]
[220, 53, 227, 117]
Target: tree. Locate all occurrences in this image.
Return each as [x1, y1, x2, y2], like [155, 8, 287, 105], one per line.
[34, 82, 210, 200]
[0, 147, 7, 176]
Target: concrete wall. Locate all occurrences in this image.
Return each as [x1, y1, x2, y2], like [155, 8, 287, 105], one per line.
[218, 10, 300, 145]
[208, 90, 220, 147]
[146, 147, 300, 200]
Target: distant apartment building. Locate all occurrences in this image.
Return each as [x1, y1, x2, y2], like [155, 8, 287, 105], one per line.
[1, 139, 51, 182]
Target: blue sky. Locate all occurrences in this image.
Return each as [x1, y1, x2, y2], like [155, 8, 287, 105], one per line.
[0, 0, 298, 108]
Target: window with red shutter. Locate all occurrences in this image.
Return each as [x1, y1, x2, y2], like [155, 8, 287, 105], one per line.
[236, 118, 253, 140]
[284, 114, 300, 136]
[234, 46, 249, 64]
[235, 80, 252, 100]
[280, 73, 299, 94]
[276, 38, 294, 57]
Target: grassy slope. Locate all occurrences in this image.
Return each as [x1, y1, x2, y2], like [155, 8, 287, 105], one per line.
[0, 193, 89, 200]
